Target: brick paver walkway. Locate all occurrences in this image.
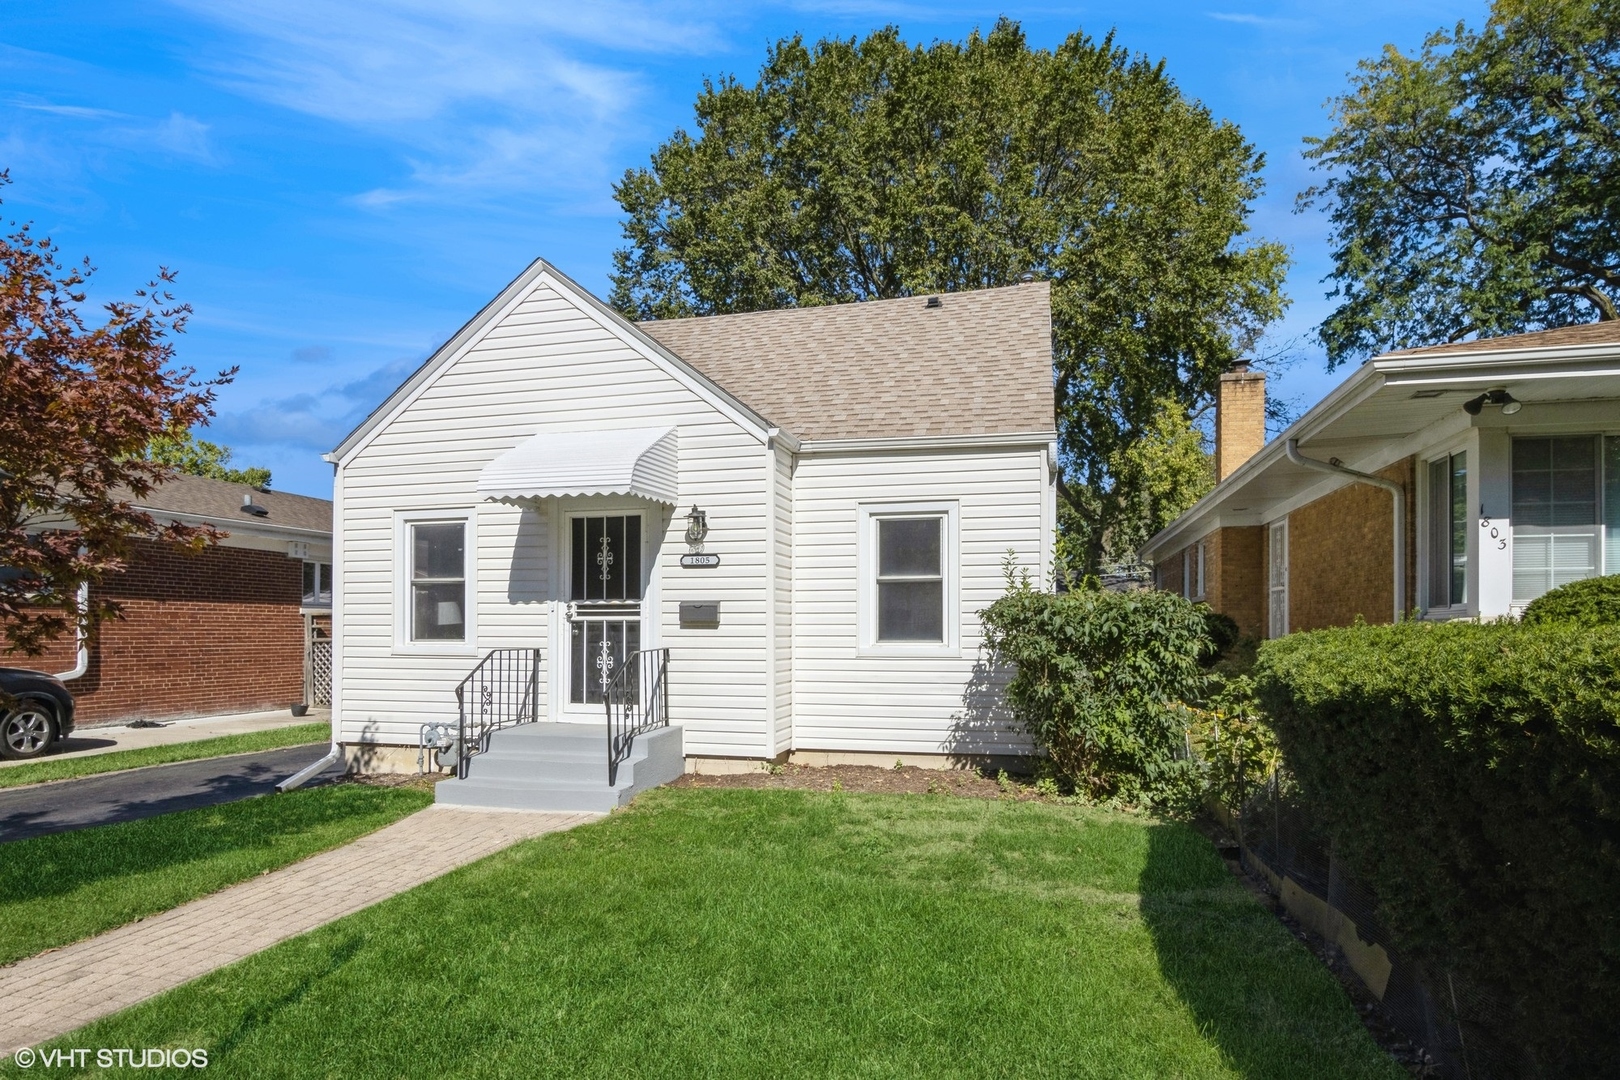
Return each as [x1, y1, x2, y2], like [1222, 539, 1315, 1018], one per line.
[0, 805, 598, 1054]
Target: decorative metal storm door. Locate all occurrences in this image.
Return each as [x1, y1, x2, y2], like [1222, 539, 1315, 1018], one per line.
[568, 515, 642, 705]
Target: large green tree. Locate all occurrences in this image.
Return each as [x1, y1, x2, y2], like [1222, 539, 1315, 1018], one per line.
[612, 21, 1288, 576]
[145, 430, 271, 490]
[1304, 0, 1620, 366]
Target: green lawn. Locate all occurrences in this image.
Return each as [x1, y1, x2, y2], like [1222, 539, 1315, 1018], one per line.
[0, 722, 330, 789]
[13, 789, 1402, 1079]
[0, 782, 431, 968]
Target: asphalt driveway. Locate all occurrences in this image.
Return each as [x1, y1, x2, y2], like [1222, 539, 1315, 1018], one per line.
[0, 743, 343, 843]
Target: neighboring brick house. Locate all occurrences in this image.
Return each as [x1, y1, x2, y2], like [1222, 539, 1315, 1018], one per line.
[1142, 324, 1620, 636]
[20, 475, 333, 724]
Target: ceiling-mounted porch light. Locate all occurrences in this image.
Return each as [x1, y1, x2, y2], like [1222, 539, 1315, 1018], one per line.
[1462, 388, 1522, 416]
[684, 506, 708, 546]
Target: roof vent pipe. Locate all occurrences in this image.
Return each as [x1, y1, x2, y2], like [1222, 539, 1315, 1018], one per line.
[1285, 439, 1405, 622]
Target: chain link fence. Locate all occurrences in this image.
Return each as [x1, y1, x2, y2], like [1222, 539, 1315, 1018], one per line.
[1237, 779, 1534, 1080]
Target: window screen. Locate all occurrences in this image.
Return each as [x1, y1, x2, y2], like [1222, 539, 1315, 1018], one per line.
[410, 522, 465, 641]
[1512, 437, 1600, 602]
[876, 517, 944, 642]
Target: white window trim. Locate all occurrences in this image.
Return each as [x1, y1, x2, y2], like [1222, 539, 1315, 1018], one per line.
[393, 508, 478, 655]
[1420, 442, 1473, 619]
[301, 560, 333, 610]
[1192, 540, 1207, 601]
[857, 501, 960, 657]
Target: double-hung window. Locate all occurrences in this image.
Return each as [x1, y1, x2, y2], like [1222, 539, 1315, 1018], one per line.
[408, 520, 467, 642]
[877, 518, 943, 641]
[302, 561, 332, 607]
[862, 504, 957, 650]
[1512, 437, 1607, 603]
[1426, 451, 1468, 610]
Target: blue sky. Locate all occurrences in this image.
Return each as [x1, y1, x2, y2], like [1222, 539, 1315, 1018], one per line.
[2, 1, 1479, 497]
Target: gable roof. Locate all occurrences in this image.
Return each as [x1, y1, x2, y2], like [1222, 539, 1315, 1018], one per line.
[637, 282, 1055, 441]
[328, 259, 774, 465]
[1383, 320, 1620, 358]
[118, 473, 332, 536]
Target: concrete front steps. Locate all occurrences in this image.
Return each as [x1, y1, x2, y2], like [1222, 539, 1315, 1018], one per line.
[435, 722, 684, 812]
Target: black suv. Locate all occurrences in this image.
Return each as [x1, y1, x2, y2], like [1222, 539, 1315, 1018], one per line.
[0, 668, 76, 760]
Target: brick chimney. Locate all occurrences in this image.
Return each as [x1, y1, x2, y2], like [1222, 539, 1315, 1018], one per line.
[1215, 362, 1266, 482]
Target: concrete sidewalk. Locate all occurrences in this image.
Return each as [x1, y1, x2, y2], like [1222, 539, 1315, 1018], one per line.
[0, 805, 599, 1055]
[0, 708, 329, 770]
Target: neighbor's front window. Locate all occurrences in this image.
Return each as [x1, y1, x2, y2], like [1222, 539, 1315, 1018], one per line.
[1426, 451, 1468, 609]
[410, 522, 466, 641]
[876, 517, 944, 642]
[1512, 437, 1604, 603]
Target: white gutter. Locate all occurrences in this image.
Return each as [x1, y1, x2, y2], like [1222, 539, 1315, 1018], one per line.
[1284, 439, 1405, 623]
[53, 580, 89, 681]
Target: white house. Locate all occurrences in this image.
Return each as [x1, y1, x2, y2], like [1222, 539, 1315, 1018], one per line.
[325, 259, 1056, 802]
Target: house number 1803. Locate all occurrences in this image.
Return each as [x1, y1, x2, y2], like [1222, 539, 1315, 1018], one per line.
[1479, 505, 1507, 550]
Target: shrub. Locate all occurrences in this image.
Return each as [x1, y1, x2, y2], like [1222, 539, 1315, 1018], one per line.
[1185, 672, 1281, 812]
[981, 574, 1211, 807]
[1255, 620, 1620, 1077]
[1521, 573, 1620, 627]
[1200, 610, 1242, 665]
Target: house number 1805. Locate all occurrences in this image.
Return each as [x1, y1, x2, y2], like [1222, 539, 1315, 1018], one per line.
[1479, 505, 1507, 550]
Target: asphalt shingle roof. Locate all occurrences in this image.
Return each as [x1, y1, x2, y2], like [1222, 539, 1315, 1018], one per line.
[1383, 320, 1620, 357]
[638, 281, 1055, 441]
[115, 473, 332, 534]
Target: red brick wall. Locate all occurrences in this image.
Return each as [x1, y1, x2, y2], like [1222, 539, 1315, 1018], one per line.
[11, 538, 307, 725]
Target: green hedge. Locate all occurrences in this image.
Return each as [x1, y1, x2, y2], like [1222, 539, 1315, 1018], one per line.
[981, 577, 1210, 806]
[1255, 620, 1620, 1077]
[1521, 573, 1620, 627]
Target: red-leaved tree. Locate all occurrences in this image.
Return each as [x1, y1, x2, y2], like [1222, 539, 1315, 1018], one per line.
[0, 172, 233, 656]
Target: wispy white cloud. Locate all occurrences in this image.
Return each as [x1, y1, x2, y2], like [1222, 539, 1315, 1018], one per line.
[3, 97, 217, 163]
[1206, 11, 1300, 28]
[163, 0, 730, 205]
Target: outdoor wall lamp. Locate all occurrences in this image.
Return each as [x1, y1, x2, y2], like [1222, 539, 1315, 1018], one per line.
[1463, 388, 1522, 416]
[684, 506, 709, 546]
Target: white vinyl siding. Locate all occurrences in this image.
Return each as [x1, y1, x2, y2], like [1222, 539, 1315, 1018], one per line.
[336, 277, 771, 756]
[772, 444, 794, 755]
[790, 446, 1046, 757]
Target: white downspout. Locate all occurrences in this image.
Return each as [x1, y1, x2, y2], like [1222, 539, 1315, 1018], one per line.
[53, 580, 89, 681]
[1285, 439, 1406, 623]
[279, 459, 344, 793]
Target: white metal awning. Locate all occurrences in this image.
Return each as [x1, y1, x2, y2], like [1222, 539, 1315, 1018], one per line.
[477, 426, 678, 505]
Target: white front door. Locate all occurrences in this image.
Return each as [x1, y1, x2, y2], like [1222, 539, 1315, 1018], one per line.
[565, 513, 645, 712]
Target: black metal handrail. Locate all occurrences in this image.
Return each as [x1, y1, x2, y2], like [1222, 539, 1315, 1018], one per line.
[604, 647, 669, 785]
[455, 647, 541, 778]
